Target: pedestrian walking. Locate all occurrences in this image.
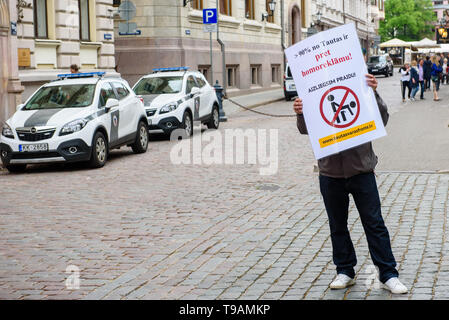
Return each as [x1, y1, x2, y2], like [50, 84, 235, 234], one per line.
[431, 55, 442, 101]
[423, 56, 432, 91]
[292, 74, 408, 295]
[442, 58, 448, 85]
[418, 59, 425, 99]
[410, 60, 420, 101]
[399, 63, 411, 102]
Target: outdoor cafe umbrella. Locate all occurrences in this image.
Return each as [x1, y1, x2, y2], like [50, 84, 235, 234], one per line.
[411, 37, 440, 49]
[379, 38, 410, 49]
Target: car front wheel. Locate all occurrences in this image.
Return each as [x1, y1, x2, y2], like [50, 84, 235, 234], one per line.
[90, 131, 108, 168]
[182, 111, 193, 137]
[207, 105, 219, 130]
[131, 121, 149, 154]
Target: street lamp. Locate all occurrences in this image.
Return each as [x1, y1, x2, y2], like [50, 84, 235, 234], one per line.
[313, 10, 322, 26]
[262, 0, 277, 21]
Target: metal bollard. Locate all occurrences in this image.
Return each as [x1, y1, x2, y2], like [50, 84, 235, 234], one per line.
[213, 80, 227, 122]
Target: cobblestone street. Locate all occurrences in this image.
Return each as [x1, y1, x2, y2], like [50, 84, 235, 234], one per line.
[2, 71, 449, 300]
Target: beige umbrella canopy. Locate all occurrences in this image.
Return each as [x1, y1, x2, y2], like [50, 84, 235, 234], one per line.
[411, 37, 440, 49]
[379, 38, 411, 48]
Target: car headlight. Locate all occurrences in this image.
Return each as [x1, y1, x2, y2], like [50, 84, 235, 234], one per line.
[59, 118, 89, 136]
[1, 123, 14, 139]
[159, 103, 178, 114]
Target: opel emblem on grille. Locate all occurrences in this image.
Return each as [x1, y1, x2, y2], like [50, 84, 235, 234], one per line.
[30, 127, 37, 134]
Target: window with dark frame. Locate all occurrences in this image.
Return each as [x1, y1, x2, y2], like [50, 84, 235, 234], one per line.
[271, 64, 280, 83]
[251, 65, 261, 86]
[34, 0, 48, 39]
[245, 0, 255, 20]
[226, 66, 238, 88]
[79, 0, 90, 41]
[266, 0, 274, 23]
[192, 0, 203, 10]
[301, 0, 306, 28]
[220, 0, 232, 16]
[198, 66, 211, 83]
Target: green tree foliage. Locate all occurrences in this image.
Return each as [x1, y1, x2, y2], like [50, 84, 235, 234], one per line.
[379, 0, 437, 41]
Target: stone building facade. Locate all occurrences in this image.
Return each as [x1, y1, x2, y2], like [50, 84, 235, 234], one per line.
[114, 0, 292, 96]
[14, 0, 116, 100]
[309, 0, 379, 55]
[113, 1, 381, 96]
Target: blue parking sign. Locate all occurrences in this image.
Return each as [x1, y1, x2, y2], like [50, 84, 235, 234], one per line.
[203, 8, 217, 24]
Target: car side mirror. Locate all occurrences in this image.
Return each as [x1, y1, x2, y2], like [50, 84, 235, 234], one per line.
[190, 87, 200, 96]
[16, 104, 24, 111]
[105, 98, 119, 112]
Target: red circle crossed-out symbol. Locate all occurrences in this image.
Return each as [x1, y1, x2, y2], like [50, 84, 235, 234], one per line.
[319, 86, 360, 128]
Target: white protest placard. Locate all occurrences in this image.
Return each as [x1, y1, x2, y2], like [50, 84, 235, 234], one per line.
[285, 23, 387, 160]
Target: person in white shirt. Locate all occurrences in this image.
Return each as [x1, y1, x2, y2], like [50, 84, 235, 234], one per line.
[400, 63, 411, 102]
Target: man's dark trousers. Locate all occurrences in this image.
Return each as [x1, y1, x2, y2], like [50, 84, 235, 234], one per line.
[319, 172, 399, 284]
[419, 80, 425, 99]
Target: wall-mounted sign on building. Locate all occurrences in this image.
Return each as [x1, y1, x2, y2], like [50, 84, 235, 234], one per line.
[17, 48, 31, 67]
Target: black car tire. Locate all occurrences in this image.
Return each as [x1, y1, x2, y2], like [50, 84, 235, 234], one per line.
[131, 121, 149, 154]
[182, 110, 193, 137]
[89, 131, 108, 168]
[207, 105, 220, 130]
[5, 164, 27, 173]
[285, 95, 291, 101]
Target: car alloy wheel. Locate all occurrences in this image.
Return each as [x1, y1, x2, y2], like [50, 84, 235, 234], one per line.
[213, 108, 219, 128]
[184, 112, 192, 136]
[140, 125, 148, 149]
[96, 137, 106, 163]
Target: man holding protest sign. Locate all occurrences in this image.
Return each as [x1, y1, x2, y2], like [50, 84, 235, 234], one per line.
[286, 24, 408, 294]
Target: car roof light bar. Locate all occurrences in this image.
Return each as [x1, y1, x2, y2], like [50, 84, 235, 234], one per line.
[57, 72, 106, 79]
[152, 67, 189, 73]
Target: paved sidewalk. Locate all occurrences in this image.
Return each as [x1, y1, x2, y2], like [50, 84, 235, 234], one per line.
[223, 88, 284, 116]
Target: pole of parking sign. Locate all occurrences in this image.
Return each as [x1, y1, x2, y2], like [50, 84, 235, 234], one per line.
[210, 31, 213, 84]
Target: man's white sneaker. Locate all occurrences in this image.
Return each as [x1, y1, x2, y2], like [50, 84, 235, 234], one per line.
[383, 277, 408, 294]
[329, 274, 355, 289]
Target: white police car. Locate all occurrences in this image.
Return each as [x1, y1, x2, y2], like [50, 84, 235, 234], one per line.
[132, 67, 220, 136]
[0, 72, 149, 173]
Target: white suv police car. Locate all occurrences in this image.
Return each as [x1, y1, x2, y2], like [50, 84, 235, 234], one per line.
[0, 72, 149, 172]
[132, 67, 220, 136]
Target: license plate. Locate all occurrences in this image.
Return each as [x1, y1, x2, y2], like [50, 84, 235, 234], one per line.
[372, 69, 377, 72]
[19, 143, 49, 152]
[289, 85, 296, 90]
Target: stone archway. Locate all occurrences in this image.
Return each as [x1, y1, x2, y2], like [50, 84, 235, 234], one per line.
[290, 5, 301, 45]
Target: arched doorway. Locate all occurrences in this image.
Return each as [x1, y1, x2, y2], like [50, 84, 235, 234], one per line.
[291, 5, 301, 45]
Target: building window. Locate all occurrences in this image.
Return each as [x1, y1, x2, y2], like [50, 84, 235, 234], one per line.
[266, 0, 274, 23]
[192, 0, 203, 10]
[34, 0, 48, 39]
[301, 0, 306, 28]
[245, 0, 255, 19]
[226, 65, 238, 88]
[251, 65, 261, 86]
[220, 0, 232, 16]
[198, 65, 211, 83]
[79, 0, 90, 41]
[271, 64, 280, 83]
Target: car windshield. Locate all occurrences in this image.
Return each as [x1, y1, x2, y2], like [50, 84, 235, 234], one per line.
[23, 84, 96, 110]
[133, 76, 183, 94]
[368, 56, 386, 64]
